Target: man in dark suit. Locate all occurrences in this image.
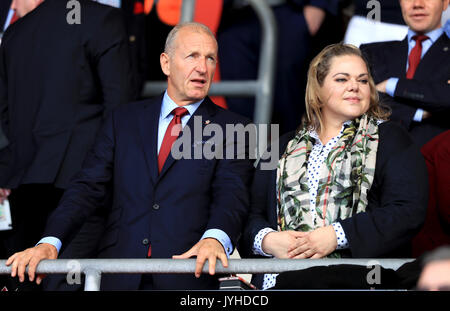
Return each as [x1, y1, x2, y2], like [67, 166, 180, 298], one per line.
[5, 22, 254, 290]
[360, 0, 450, 147]
[0, 0, 133, 290]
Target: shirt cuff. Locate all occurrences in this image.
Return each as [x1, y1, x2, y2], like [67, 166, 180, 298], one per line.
[201, 229, 233, 257]
[413, 109, 424, 122]
[253, 227, 276, 257]
[385, 77, 398, 97]
[37, 237, 62, 254]
[332, 222, 349, 250]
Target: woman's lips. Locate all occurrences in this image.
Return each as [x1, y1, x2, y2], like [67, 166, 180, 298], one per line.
[345, 97, 361, 103]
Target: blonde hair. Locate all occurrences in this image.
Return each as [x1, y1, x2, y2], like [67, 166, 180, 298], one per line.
[303, 43, 390, 132]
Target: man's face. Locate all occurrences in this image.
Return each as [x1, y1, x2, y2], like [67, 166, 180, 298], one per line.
[400, 0, 449, 34]
[160, 27, 217, 106]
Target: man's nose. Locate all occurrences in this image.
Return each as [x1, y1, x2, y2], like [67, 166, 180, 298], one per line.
[412, 0, 425, 8]
[195, 57, 207, 73]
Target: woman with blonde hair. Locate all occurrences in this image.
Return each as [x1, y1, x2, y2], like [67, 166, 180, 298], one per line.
[242, 43, 429, 290]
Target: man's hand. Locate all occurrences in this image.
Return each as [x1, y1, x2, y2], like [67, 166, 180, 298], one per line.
[417, 260, 450, 291]
[376, 80, 388, 93]
[422, 110, 432, 119]
[5, 243, 58, 284]
[172, 238, 228, 278]
[261, 230, 308, 259]
[287, 225, 337, 259]
[0, 188, 11, 204]
[303, 6, 325, 36]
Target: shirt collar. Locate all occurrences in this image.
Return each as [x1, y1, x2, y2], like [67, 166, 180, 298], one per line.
[161, 91, 203, 120]
[407, 27, 444, 44]
[309, 120, 352, 143]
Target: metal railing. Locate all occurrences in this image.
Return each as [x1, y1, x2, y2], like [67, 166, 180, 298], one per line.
[0, 258, 414, 291]
[142, 0, 277, 126]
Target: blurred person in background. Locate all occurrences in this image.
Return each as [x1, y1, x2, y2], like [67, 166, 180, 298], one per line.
[0, 0, 134, 290]
[360, 0, 450, 147]
[217, 0, 340, 135]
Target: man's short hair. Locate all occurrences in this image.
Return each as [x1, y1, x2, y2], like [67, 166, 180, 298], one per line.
[164, 22, 218, 57]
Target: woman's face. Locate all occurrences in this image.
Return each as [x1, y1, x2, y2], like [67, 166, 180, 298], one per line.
[319, 54, 371, 125]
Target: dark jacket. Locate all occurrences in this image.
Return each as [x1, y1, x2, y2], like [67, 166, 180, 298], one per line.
[360, 34, 450, 147]
[43, 95, 254, 290]
[241, 121, 428, 289]
[0, 0, 134, 189]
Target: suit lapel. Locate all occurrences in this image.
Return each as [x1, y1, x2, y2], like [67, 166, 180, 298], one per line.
[138, 95, 163, 186]
[390, 38, 409, 77]
[157, 97, 218, 180]
[414, 34, 450, 79]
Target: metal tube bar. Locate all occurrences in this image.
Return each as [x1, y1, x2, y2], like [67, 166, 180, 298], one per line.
[142, 81, 260, 97]
[247, 0, 277, 126]
[180, 0, 196, 23]
[0, 258, 415, 275]
[84, 268, 102, 291]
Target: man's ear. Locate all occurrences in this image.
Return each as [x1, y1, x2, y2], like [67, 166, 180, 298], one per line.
[160, 53, 170, 77]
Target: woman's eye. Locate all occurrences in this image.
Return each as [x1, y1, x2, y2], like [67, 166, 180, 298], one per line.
[359, 79, 369, 84]
[335, 78, 347, 82]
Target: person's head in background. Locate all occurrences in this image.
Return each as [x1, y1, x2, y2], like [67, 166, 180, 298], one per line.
[11, 0, 43, 18]
[303, 43, 389, 134]
[400, 0, 449, 34]
[417, 246, 450, 291]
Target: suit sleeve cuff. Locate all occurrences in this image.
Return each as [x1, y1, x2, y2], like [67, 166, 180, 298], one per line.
[413, 109, 424, 122]
[36, 237, 62, 254]
[385, 78, 399, 97]
[253, 227, 276, 257]
[202, 229, 233, 257]
[332, 222, 349, 250]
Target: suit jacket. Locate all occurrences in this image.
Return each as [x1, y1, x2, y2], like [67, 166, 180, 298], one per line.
[121, 0, 148, 98]
[412, 130, 450, 257]
[0, 0, 134, 189]
[241, 121, 428, 289]
[360, 34, 450, 147]
[42, 95, 254, 290]
[0, 0, 11, 150]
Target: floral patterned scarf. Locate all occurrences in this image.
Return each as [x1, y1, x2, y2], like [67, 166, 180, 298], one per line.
[276, 114, 380, 240]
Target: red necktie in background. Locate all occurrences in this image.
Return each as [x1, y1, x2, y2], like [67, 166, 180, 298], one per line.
[157, 107, 188, 173]
[406, 35, 429, 79]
